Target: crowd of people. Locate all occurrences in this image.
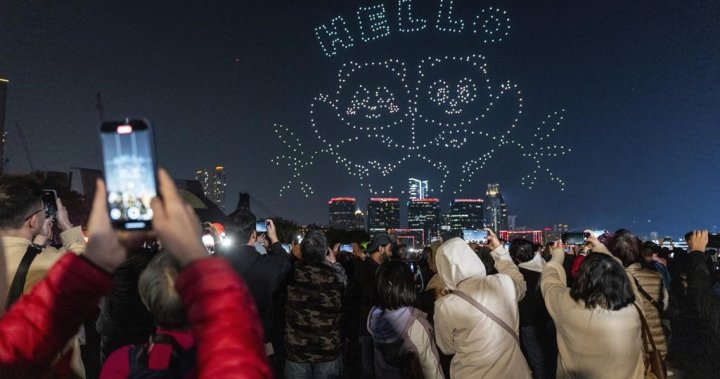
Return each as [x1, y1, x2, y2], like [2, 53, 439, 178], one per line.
[0, 171, 719, 379]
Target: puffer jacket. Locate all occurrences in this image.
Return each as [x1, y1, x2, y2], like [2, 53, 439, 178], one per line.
[626, 263, 668, 358]
[433, 238, 530, 379]
[0, 253, 271, 379]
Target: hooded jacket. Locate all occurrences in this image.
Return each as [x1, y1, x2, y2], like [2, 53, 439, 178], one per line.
[433, 238, 530, 379]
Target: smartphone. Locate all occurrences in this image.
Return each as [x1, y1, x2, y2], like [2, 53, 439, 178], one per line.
[562, 232, 586, 245]
[463, 229, 488, 244]
[42, 189, 58, 219]
[281, 243, 292, 253]
[100, 119, 158, 230]
[340, 244, 353, 253]
[708, 233, 720, 249]
[256, 221, 268, 233]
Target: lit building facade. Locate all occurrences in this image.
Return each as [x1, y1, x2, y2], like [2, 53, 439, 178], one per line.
[485, 184, 508, 232]
[195, 166, 227, 211]
[499, 230, 544, 244]
[0, 78, 7, 174]
[328, 197, 357, 230]
[407, 198, 441, 243]
[408, 178, 429, 199]
[447, 199, 484, 234]
[367, 197, 400, 233]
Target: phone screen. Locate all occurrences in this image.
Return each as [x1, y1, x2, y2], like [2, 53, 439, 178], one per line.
[256, 221, 268, 233]
[562, 232, 586, 245]
[42, 189, 58, 219]
[463, 229, 488, 244]
[340, 244, 353, 252]
[100, 119, 157, 230]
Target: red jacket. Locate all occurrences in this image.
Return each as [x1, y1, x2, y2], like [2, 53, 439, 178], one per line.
[0, 254, 271, 378]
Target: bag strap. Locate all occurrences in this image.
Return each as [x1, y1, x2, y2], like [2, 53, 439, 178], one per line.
[632, 302, 659, 353]
[4, 243, 42, 310]
[631, 276, 661, 312]
[452, 290, 519, 345]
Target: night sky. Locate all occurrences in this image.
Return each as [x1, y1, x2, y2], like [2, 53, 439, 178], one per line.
[1, 1, 719, 238]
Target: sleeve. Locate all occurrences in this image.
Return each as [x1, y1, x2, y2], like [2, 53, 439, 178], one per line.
[0, 254, 112, 377]
[175, 257, 271, 379]
[99, 345, 131, 379]
[662, 285, 669, 312]
[408, 318, 445, 379]
[59, 226, 87, 254]
[433, 299, 456, 355]
[540, 248, 568, 324]
[490, 245, 527, 302]
[570, 254, 585, 279]
[686, 251, 720, 339]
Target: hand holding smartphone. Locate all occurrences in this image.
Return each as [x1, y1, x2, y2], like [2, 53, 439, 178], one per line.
[42, 189, 58, 219]
[100, 119, 158, 230]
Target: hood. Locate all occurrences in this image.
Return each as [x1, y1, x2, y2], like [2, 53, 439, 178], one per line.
[436, 237, 486, 291]
[367, 307, 411, 343]
[518, 252, 545, 273]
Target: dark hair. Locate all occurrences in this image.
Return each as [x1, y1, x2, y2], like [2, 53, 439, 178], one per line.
[509, 238, 534, 263]
[375, 260, 416, 310]
[0, 175, 43, 229]
[570, 253, 635, 310]
[301, 230, 328, 264]
[608, 229, 642, 267]
[475, 246, 498, 275]
[641, 241, 660, 260]
[225, 212, 256, 243]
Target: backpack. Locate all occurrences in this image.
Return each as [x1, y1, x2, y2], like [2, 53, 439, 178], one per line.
[128, 333, 197, 379]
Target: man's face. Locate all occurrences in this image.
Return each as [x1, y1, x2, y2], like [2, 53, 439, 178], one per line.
[379, 243, 392, 263]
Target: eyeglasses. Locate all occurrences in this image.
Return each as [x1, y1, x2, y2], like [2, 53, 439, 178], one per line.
[24, 208, 45, 221]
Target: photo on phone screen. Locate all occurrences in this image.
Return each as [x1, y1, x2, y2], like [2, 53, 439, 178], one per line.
[256, 221, 268, 233]
[340, 244, 353, 253]
[463, 229, 488, 244]
[281, 243, 292, 253]
[42, 189, 58, 219]
[562, 232, 586, 245]
[100, 119, 158, 230]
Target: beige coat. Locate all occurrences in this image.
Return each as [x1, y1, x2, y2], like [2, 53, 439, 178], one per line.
[542, 247, 644, 379]
[626, 263, 668, 357]
[434, 238, 530, 379]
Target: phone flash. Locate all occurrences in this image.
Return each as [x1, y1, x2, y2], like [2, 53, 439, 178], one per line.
[117, 124, 133, 134]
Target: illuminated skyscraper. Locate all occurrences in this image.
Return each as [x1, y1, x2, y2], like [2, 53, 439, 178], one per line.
[447, 199, 484, 234]
[328, 197, 357, 230]
[485, 184, 508, 232]
[407, 198, 441, 243]
[408, 178, 429, 199]
[195, 166, 227, 211]
[0, 78, 7, 174]
[367, 197, 400, 233]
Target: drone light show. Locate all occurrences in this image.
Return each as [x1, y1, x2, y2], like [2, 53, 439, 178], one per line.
[273, 1, 570, 199]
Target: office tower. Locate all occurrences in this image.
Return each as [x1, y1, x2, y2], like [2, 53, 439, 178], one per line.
[407, 197, 441, 243]
[353, 208, 366, 231]
[0, 78, 7, 174]
[408, 178, 429, 199]
[328, 197, 357, 230]
[367, 197, 400, 233]
[195, 166, 227, 211]
[485, 184, 509, 232]
[447, 199, 484, 234]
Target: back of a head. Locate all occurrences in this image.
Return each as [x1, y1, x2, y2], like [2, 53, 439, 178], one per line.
[301, 230, 328, 264]
[509, 238, 535, 263]
[570, 253, 635, 311]
[225, 212, 256, 244]
[138, 250, 188, 330]
[375, 260, 416, 310]
[608, 229, 642, 267]
[641, 241, 660, 261]
[0, 175, 43, 230]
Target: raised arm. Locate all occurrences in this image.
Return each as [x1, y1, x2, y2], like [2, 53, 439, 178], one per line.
[486, 229, 526, 301]
[540, 240, 568, 324]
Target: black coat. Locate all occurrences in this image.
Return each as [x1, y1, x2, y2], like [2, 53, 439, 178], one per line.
[218, 243, 292, 343]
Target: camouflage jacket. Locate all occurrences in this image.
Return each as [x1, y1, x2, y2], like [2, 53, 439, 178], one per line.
[285, 260, 347, 363]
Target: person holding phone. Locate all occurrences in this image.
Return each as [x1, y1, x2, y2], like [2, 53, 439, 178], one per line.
[0, 175, 87, 377]
[0, 169, 271, 378]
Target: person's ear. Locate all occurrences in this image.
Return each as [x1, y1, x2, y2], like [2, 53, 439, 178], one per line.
[26, 212, 40, 229]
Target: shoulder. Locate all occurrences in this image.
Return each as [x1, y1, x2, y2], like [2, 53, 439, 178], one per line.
[99, 345, 132, 379]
